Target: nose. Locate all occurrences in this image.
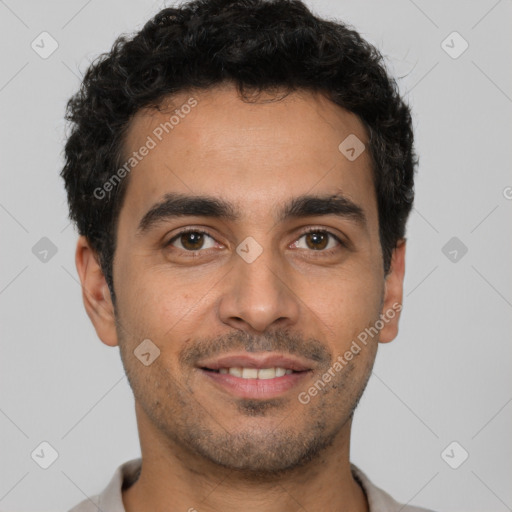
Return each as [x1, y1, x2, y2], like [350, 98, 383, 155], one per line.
[217, 245, 301, 334]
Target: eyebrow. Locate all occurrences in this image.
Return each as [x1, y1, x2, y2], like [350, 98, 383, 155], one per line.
[136, 191, 366, 235]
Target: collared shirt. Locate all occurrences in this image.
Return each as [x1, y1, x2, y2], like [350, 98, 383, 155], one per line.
[68, 458, 435, 512]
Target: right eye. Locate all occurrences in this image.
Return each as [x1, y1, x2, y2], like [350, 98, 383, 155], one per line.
[166, 229, 220, 253]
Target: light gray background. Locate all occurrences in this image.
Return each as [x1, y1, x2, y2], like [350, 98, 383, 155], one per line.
[1, 0, 511, 510]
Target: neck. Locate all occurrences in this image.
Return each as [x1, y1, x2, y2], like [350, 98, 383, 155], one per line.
[123, 407, 368, 512]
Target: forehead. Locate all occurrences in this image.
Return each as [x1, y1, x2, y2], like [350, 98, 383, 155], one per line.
[118, 83, 377, 229]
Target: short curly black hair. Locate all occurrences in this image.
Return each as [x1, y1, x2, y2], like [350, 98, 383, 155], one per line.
[61, 0, 417, 303]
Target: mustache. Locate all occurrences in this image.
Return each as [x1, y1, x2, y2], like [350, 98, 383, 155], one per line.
[179, 328, 332, 368]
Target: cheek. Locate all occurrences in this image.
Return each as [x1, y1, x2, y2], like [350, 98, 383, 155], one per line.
[304, 270, 383, 336]
[118, 267, 215, 355]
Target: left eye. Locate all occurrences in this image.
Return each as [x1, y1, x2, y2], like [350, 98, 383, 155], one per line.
[291, 230, 341, 251]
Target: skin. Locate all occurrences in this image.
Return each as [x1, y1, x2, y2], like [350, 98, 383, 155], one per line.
[75, 82, 405, 512]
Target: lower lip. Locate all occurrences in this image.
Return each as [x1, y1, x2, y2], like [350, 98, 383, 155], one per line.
[199, 369, 311, 399]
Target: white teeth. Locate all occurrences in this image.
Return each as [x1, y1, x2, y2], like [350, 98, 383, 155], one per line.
[242, 368, 258, 379]
[257, 368, 276, 380]
[275, 367, 286, 377]
[228, 367, 243, 377]
[221, 367, 291, 379]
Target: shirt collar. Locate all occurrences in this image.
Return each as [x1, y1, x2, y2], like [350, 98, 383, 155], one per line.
[77, 457, 429, 512]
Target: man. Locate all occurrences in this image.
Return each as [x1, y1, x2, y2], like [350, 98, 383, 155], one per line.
[62, 0, 432, 510]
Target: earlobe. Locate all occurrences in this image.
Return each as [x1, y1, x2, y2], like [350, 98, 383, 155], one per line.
[379, 239, 406, 344]
[75, 236, 119, 347]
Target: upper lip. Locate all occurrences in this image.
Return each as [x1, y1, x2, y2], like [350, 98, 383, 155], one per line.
[198, 353, 313, 372]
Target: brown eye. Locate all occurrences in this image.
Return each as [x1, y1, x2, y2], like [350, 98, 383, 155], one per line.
[180, 232, 204, 250]
[304, 231, 329, 250]
[290, 230, 342, 252]
[168, 230, 217, 251]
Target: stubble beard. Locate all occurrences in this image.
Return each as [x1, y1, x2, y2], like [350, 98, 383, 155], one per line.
[119, 342, 376, 480]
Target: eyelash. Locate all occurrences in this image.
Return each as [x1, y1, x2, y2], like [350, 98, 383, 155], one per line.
[165, 226, 345, 257]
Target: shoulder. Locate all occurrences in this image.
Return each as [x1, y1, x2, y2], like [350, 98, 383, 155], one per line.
[351, 464, 437, 512]
[67, 458, 142, 512]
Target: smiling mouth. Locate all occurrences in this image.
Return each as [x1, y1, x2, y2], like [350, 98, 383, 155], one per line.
[199, 365, 311, 400]
[196, 352, 314, 399]
[201, 367, 302, 379]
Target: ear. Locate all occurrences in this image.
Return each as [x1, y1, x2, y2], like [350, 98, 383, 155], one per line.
[379, 239, 406, 344]
[75, 236, 119, 347]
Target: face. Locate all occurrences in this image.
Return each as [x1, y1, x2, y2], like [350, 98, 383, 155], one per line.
[77, 83, 405, 475]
